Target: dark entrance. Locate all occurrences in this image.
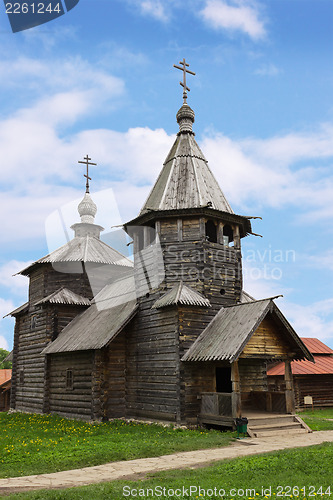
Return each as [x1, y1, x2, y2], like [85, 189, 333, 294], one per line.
[216, 367, 232, 393]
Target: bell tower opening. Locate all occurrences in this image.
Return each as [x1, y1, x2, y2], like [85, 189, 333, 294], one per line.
[205, 220, 217, 243]
[223, 224, 234, 246]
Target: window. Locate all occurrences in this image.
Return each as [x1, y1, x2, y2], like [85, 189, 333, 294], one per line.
[31, 315, 37, 330]
[66, 369, 73, 390]
[205, 220, 217, 243]
[19, 369, 24, 385]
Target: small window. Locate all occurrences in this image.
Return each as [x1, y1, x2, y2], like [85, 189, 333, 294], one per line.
[19, 369, 24, 385]
[205, 220, 217, 243]
[31, 315, 37, 330]
[66, 369, 73, 390]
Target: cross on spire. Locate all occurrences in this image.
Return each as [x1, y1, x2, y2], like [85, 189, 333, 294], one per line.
[173, 58, 196, 104]
[78, 155, 97, 193]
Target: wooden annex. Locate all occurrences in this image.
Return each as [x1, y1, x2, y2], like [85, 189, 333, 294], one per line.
[268, 338, 333, 409]
[8, 87, 314, 428]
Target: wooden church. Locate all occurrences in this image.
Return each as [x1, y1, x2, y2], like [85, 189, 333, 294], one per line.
[9, 61, 313, 428]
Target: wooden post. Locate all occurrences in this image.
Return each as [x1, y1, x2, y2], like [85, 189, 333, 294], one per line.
[231, 361, 241, 418]
[133, 231, 139, 256]
[199, 217, 206, 240]
[144, 226, 150, 247]
[177, 219, 183, 242]
[234, 225, 241, 250]
[217, 222, 224, 245]
[284, 360, 295, 414]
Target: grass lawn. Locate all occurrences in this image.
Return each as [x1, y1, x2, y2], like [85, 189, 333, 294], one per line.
[297, 408, 333, 431]
[0, 412, 234, 478]
[3, 442, 333, 499]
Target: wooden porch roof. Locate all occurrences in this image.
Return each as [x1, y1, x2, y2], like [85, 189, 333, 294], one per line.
[42, 275, 138, 353]
[182, 298, 313, 363]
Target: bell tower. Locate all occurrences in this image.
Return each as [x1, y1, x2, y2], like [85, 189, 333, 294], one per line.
[125, 60, 252, 311]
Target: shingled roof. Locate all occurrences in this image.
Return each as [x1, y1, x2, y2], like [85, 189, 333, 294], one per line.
[35, 288, 91, 307]
[152, 281, 211, 309]
[19, 235, 133, 276]
[140, 117, 233, 214]
[125, 104, 252, 238]
[182, 298, 313, 363]
[42, 275, 138, 353]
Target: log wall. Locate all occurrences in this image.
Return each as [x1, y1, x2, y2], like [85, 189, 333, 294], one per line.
[48, 351, 93, 420]
[270, 374, 333, 408]
[239, 359, 267, 410]
[12, 307, 51, 413]
[11, 262, 93, 415]
[125, 295, 180, 422]
[160, 217, 242, 310]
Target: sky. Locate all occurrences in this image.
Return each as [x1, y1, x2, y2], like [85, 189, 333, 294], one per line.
[0, 0, 333, 350]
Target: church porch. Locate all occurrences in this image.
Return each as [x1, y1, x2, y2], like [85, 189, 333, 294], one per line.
[197, 357, 295, 429]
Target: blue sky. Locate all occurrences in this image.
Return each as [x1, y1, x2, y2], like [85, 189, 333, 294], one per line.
[0, 0, 333, 350]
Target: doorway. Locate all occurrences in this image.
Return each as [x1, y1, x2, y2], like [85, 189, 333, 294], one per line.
[216, 367, 232, 393]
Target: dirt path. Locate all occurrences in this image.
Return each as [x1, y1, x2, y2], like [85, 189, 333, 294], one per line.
[1, 430, 333, 496]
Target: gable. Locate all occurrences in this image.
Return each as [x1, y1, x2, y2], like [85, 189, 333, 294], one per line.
[182, 298, 313, 363]
[240, 316, 297, 359]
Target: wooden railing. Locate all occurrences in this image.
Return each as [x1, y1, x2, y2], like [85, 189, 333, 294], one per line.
[200, 392, 233, 417]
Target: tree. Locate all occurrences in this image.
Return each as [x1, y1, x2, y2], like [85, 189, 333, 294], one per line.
[0, 348, 12, 369]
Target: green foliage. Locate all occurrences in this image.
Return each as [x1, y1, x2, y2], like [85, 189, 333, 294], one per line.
[3, 443, 333, 499]
[297, 408, 333, 430]
[0, 348, 12, 369]
[0, 412, 233, 479]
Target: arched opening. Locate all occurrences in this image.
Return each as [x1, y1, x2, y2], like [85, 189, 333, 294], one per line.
[205, 220, 217, 243]
[223, 225, 233, 246]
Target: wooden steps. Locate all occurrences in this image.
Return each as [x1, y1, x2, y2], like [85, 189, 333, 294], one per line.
[246, 414, 312, 438]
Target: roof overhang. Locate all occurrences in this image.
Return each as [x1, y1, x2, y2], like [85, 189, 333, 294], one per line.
[182, 298, 314, 364]
[125, 207, 252, 238]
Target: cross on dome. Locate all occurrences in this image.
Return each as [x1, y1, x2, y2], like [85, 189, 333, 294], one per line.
[173, 58, 196, 104]
[78, 155, 97, 194]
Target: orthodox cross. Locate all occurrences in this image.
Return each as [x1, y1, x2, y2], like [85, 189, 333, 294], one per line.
[173, 58, 196, 104]
[78, 155, 97, 193]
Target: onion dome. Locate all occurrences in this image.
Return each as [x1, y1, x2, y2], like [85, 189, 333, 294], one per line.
[78, 193, 97, 224]
[176, 103, 195, 134]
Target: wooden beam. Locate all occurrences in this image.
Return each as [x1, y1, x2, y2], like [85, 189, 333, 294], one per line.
[284, 360, 295, 413]
[231, 361, 241, 417]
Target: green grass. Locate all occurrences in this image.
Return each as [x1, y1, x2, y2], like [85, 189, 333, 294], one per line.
[0, 412, 233, 479]
[297, 408, 333, 431]
[3, 443, 333, 499]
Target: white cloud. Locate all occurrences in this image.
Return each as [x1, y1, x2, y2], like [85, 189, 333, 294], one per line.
[200, 0, 266, 40]
[0, 298, 16, 351]
[254, 63, 281, 76]
[122, 0, 170, 21]
[0, 56, 124, 97]
[200, 125, 333, 217]
[0, 336, 9, 351]
[0, 261, 30, 297]
[140, 0, 168, 21]
[281, 298, 333, 347]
